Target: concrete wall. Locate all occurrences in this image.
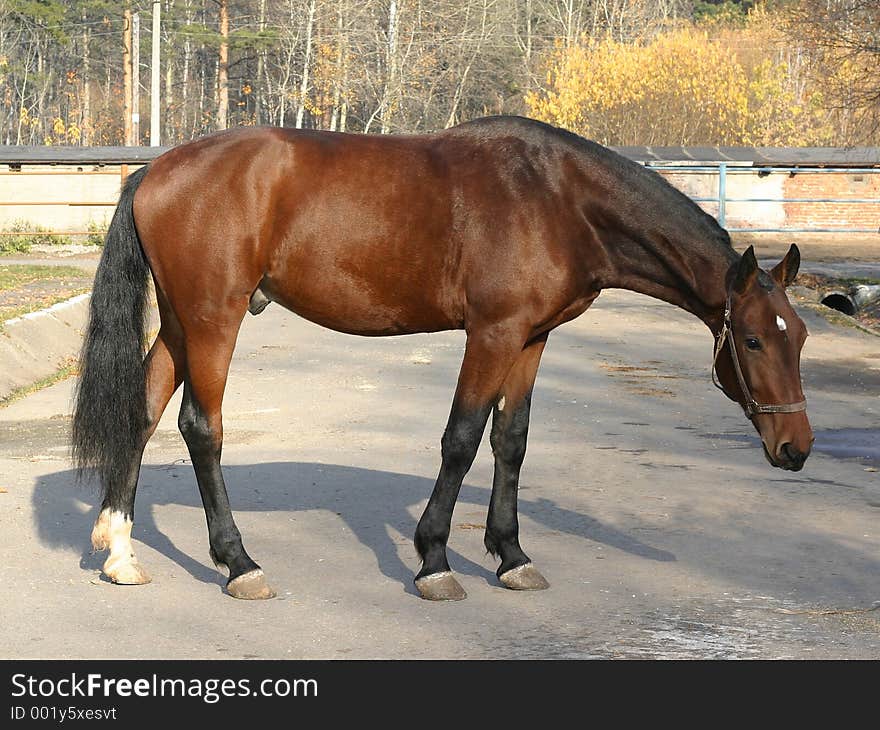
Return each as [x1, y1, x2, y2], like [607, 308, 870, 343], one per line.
[0, 164, 142, 235]
[0, 161, 876, 236]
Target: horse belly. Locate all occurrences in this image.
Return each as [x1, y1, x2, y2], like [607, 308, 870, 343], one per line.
[261, 169, 464, 336]
[262, 254, 462, 337]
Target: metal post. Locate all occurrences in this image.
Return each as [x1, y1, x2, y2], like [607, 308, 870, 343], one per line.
[718, 162, 727, 228]
[132, 12, 140, 144]
[717, 162, 727, 228]
[150, 1, 161, 146]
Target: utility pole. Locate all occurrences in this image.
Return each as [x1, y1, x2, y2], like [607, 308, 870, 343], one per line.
[150, 0, 161, 146]
[132, 11, 140, 144]
[123, 8, 132, 146]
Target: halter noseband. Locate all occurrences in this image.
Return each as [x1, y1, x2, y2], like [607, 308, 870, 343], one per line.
[711, 296, 807, 418]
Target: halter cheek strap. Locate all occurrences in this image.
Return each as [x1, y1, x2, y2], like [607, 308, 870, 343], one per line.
[711, 297, 807, 418]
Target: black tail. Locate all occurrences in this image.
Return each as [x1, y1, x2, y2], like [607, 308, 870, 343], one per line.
[72, 165, 151, 499]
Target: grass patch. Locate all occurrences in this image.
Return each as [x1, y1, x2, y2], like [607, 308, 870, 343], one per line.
[0, 220, 106, 254]
[0, 264, 92, 326]
[85, 220, 107, 247]
[0, 289, 91, 326]
[0, 221, 70, 253]
[839, 277, 880, 287]
[0, 360, 78, 409]
[0, 264, 89, 292]
[796, 273, 880, 289]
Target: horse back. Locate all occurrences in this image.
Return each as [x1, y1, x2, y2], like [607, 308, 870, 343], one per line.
[133, 123, 590, 337]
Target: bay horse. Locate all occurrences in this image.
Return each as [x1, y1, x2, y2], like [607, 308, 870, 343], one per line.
[72, 116, 812, 601]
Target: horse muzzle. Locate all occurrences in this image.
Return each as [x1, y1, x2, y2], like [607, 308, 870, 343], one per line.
[763, 440, 811, 472]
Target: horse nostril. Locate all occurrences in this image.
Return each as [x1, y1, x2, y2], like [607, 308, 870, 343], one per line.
[780, 442, 807, 468]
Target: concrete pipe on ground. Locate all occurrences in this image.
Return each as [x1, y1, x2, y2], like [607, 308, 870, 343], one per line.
[821, 284, 880, 316]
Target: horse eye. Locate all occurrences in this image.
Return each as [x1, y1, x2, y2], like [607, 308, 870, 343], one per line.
[745, 337, 762, 351]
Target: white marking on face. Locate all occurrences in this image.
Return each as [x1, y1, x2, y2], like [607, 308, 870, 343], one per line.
[498, 396, 506, 411]
[776, 315, 787, 332]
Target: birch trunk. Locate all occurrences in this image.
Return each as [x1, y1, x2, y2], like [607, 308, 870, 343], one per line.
[295, 0, 316, 129]
[255, 0, 267, 125]
[217, 0, 229, 130]
[82, 23, 90, 145]
[380, 0, 398, 134]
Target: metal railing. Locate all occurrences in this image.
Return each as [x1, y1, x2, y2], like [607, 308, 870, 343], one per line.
[646, 163, 880, 234]
[0, 147, 877, 237]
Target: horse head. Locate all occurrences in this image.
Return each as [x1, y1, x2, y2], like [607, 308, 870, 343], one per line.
[713, 244, 813, 471]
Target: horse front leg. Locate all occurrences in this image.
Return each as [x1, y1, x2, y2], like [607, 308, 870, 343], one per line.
[485, 334, 550, 590]
[414, 322, 529, 601]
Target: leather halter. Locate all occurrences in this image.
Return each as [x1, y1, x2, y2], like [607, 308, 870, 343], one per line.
[711, 296, 807, 418]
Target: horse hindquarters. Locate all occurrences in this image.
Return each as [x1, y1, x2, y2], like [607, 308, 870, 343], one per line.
[77, 156, 274, 598]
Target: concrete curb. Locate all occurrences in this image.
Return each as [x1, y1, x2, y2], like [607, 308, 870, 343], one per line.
[0, 293, 90, 400]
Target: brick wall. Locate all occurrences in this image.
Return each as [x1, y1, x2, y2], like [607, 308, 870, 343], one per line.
[783, 172, 880, 231]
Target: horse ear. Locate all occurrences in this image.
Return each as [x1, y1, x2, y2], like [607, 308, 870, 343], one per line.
[770, 243, 800, 287]
[733, 245, 759, 294]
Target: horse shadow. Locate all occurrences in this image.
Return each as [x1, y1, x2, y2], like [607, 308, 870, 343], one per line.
[31, 462, 676, 596]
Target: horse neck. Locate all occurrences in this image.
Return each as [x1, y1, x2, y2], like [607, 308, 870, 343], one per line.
[559, 139, 740, 329]
[595, 221, 739, 330]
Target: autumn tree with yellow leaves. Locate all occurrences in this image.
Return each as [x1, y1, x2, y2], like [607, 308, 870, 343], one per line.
[526, 29, 751, 146]
[526, 6, 837, 146]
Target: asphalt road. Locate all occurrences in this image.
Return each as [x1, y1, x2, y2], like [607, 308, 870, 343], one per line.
[1, 287, 878, 659]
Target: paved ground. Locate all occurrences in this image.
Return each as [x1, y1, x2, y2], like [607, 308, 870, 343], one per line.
[1, 278, 879, 659]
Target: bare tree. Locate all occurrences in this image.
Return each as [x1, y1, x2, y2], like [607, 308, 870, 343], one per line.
[295, 0, 316, 128]
[786, 0, 880, 143]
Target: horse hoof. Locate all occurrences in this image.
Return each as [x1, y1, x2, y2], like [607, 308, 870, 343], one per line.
[226, 569, 277, 600]
[499, 563, 549, 591]
[414, 571, 467, 601]
[104, 560, 152, 585]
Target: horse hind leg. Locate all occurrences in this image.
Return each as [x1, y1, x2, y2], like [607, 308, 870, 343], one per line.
[177, 312, 275, 600]
[91, 324, 185, 584]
